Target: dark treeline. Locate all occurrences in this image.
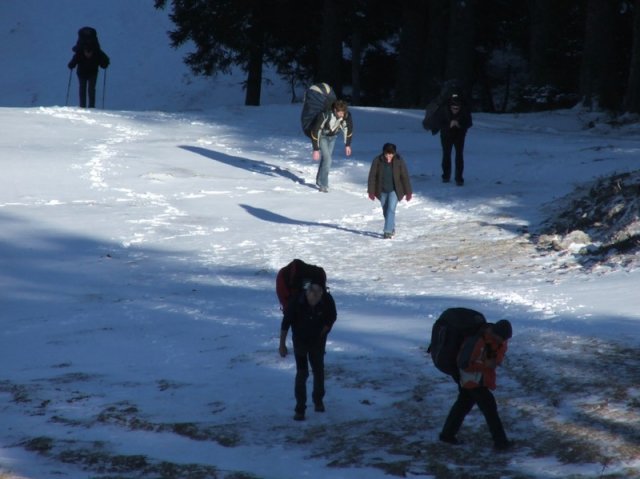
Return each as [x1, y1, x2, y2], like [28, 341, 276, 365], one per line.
[155, 0, 640, 114]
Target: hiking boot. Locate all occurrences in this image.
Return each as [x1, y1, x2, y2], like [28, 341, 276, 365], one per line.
[314, 401, 325, 412]
[318, 186, 329, 193]
[442, 176, 450, 183]
[439, 433, 462, 445]
[494, 440, 513, 451]
[455, 179, 464, 186]
[293, 411, 305, 421]
[383, 232, 392, 239]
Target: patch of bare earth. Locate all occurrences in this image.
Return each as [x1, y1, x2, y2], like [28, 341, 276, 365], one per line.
[535, 170, 640, 272]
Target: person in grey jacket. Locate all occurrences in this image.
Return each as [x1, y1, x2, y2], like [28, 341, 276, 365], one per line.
[367, 143, 413, 239]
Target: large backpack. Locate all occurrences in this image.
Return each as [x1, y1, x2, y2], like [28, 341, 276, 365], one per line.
[422, 98, 444, 135]
[276, 259, 327, 311]
[422, 82, 464, 134]
[300, 83, 337, 138]
[428, 308, 487, 378]
[73, 26, 101, 52]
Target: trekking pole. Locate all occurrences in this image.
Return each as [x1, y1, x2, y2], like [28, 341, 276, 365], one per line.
[102, 69, 107, 109]
[65, 68, 73, 106]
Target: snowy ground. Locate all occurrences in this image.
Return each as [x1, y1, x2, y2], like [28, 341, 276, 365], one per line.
[1, 104, 639, 479]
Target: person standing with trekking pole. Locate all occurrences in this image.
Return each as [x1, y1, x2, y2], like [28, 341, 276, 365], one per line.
[67, 43, 110, 108]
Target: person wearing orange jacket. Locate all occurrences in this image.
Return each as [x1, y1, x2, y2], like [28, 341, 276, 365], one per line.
[439, 319, 513, 450]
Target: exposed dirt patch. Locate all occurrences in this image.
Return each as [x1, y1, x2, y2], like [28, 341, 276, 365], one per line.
[535, 170, 640, 270]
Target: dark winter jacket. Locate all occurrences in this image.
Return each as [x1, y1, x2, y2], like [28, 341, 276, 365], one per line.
[309, 111, 353, 151]
[367, 153, 413, 201]
[68, 49, 110, 79]
[281, 291, 337, 347]
[438, 102, 472, 133]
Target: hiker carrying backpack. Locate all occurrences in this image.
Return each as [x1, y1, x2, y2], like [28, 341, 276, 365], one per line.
[276, 259, 328, 312]
[435, 311, 514, 450]
[300, 83, 353, 192]
[428, 307, 487, 380]
[300, 83, 337, 138]
[67, 26, 110, 108]
[277, 264, 337, 421]
[72, 26, 101, 53]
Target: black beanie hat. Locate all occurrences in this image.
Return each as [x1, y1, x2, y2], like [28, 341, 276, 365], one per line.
[493, 319, 513, 340]
[382, 143, 396, 154]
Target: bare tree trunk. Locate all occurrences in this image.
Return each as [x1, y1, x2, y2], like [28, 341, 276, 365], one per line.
[244, 4, 264, 106]
[444, 0, 475, 97]
[501, 64, 511, 113]
[528, 0, 557, 87]
[317, 0, 343, 93]
[579, 0, 617, 110]
[245, 43, 263, 106]
[625, 0, 640, 113]
[422, 0, 449, 104]
[351, 27, 362, 105]
[395, 0, 428, 107]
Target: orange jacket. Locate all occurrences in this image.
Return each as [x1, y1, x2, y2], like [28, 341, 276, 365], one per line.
[458, 331, 508, 390]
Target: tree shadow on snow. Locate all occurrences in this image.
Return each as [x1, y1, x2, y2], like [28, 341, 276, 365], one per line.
[239, 203, 382, 239]
[180, 145, 315, 188]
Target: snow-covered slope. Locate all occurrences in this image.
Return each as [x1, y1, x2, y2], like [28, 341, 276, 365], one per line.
[1, 104, 639, 479]
[0, 0, 289, 110]
[1, 2, 639, 479]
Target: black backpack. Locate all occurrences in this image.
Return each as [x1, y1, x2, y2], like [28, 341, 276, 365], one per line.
[422, 98, 444, 135]
[428, 308, 486, 378]
[73, 26, 101, 52]
[300, 83, 337, 138]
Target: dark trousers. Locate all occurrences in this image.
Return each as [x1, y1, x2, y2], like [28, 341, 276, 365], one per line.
[78, 74, 98, 108]
[440, 129, 467, 182]
[441, 385, 508, 445]
[293, 340, 325, 413]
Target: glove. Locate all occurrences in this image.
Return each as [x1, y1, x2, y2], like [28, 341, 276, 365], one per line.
[406, 193, 412, 201]
[68, 62, 74, 69]
[368, 193, 375, 200]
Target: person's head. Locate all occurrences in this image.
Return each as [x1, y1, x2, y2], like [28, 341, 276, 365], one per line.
[333, 100, 349, 119]
[382, 142, 396, 161]
[488, 319, 512, 345]
[303, 280, 324, 306]
[449, 94, 461, 113]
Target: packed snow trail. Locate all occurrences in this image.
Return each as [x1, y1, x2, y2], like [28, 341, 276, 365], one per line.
[1, 106, 639, 479]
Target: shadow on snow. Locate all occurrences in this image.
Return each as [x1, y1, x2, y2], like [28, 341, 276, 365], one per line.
[238, 203, 382, 239]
